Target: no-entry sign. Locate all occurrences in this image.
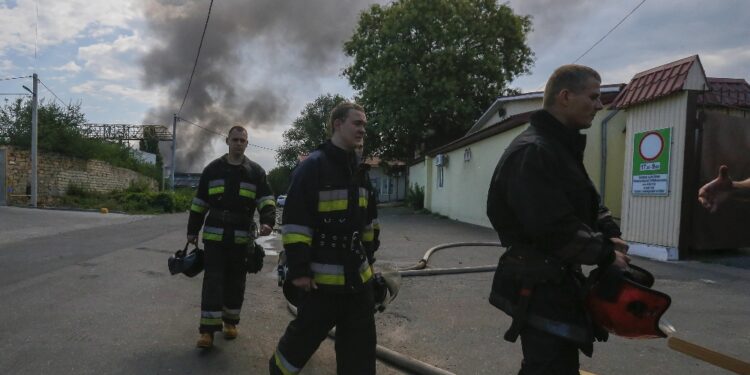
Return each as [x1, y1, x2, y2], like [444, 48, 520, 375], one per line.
[632, 128, 672, 196]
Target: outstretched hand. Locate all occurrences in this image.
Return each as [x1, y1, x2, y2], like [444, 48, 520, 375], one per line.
[698, 165, 734, 213]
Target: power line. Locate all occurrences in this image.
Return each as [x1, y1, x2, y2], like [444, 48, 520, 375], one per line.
[0, 93, 31, 96]
[179, 117, 226, 137]
[178, 117, 278, 151]
[247, 143, 277, 152]
[37, 79, 67, 107]
[530, 0, 648, 91]
[177, 0, 214, 116]
[572, 0, 647, 64]
[0, 75, 32, 81]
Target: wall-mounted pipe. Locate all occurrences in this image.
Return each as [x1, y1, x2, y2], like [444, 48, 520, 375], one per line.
[599, 109, 621, 204]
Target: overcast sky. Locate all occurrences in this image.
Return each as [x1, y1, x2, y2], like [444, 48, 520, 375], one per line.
[1, 0, 748, 172]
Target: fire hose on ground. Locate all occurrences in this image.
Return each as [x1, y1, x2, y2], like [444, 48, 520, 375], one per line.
[283, 241, 750, 374]
[285, 241, 502, 375]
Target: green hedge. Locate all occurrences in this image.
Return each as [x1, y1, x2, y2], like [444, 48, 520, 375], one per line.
[405, 183, 425, 210]
[61, 183, 193, 214]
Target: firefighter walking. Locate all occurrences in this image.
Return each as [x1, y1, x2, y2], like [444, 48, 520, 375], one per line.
[270, 102, 380, 375]
[486, 65, 630, 374]
[187, 125, 276, 349]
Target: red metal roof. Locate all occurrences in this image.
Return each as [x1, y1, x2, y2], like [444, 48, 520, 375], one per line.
[362, 157, 405, 167]
[699, 77, 750, 108]
[613, 55, 701, 109]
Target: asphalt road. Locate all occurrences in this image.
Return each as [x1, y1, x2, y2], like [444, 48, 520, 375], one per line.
[0, 206, 748, 374]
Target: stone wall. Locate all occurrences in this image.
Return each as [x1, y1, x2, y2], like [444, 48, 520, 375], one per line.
[2, 146, 157, 206]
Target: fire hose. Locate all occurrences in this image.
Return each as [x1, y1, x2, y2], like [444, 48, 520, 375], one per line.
[284, 241, 750, 374]
[284, 242, 502, 375]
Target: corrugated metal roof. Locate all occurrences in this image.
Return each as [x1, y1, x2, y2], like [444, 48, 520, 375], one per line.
[613, 55, 701, 109]
[699, 77, 750, 108]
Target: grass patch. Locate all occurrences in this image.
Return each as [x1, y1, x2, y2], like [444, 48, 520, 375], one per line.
[59, 183, 194, 214]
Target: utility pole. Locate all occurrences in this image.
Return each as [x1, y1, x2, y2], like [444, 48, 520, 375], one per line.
[22, 74, 38, 206]
[30, 73, 38, 207]
[171, 114, 177, 190]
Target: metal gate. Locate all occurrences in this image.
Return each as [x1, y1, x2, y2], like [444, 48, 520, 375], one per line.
[0, 148, 5, 205]
[690, 111, 750, 250]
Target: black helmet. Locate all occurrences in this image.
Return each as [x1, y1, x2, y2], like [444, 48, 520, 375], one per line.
[372, 271, 401, 313]
[168, 242, 205, 277]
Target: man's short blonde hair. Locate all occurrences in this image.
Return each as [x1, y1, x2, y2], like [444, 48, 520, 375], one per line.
[328, 102, 365, 135]
[543, 64, 601, 108]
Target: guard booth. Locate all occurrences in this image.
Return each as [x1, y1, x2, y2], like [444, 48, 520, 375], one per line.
[614, 55, 750, 260]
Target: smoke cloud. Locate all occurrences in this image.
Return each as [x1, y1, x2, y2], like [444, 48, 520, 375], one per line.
[140, 0, 377, 171]
[507, 0, 600, 47]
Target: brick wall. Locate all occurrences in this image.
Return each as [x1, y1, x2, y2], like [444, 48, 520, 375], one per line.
[2, 146, 157, 206]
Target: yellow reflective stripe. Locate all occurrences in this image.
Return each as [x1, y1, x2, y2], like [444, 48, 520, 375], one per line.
[203, 232, 223, 241]
[358, 196, 368, 207]
[190, 204, 208, 213]
[235, 237, 250, 244]
[283, 233, 312, 246]
[274, 351, 300, 375]
[360, 265, 373, 283]
[200, 317, 222, 325]
[318, 200, 347, 212]
[239, 189, 256, 198]
[258, 199, 276, 210]
[222, 308, 240, 320]
[208, 186, 224, 195]
[362, 230, 374, 242]
[314, 273, 346, 285]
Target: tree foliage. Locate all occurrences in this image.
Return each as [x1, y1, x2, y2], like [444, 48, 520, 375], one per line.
[139, 126, 161, 154]
[139, 125, 164, 186]
[275, 93, 347, 169]
[343, 0, 533, 160]
[0, 98, 160, 180]
[267, 166, 293, 196]
[0, 98, 86, 150]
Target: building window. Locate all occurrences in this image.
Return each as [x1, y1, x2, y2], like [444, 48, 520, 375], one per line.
[437, 166, 445, 188]
[464, 148, 472, 162]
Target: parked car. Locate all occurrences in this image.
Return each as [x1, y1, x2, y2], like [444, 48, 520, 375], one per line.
[276, 195, 287, 207]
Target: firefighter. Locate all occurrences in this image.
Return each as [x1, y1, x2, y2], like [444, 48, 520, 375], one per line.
[187, 125, 276, 349]
[486, 65, 630, 375]
[270, 102, 380, 375]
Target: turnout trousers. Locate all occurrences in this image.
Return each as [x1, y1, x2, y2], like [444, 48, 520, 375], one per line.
[519, 326, 580, 375]
[270, 285, 376, 375]
[199, 241, 247, 333]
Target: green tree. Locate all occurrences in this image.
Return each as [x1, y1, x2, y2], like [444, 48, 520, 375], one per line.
[276, 93, 347, 168]
[0, 98, 160, 180]
[343, 0, 533, 160]
[0, 98, 86, 150]
[139, 126, 161, 154]
[267, 166, 293, 196]
[139, 126, 164, 189]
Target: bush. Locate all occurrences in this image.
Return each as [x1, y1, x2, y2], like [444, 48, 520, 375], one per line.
[66, 183, 91, 197]
[126, 178, 154, 193]
[58, 185, 190, 214]
[173, 188, 194, 212]
[405, 183, 425, 210]
[0, 98, 161, 181]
